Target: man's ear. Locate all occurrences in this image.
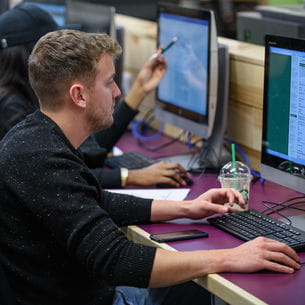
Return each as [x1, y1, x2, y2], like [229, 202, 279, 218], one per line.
[69, 83, 87, 109]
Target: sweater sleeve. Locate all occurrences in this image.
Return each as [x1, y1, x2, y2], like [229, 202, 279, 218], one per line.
[101, 190, 153, 226]
[3, 132, 156, 288]
[91, 168, 122, 188]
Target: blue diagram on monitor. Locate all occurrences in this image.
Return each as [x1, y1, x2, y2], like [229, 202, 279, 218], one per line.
[158, 13, 209, 116]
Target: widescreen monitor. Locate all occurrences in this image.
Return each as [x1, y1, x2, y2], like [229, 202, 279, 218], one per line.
[261, 35, 305, 194]
[155, 2, 218, 140]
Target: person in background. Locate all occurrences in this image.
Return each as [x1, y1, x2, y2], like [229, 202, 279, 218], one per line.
[0, 4, 188, 188]
[0, 0, 9, 13]
[0, 29, 300, 305]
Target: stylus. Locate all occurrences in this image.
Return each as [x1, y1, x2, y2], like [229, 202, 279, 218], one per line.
[148, 36, 179, 61]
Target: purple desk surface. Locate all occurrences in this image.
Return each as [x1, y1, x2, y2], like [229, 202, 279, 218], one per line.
[140, 176, 305, 305]
[116, 131, 199, 159]
[117, 132, 305, 305]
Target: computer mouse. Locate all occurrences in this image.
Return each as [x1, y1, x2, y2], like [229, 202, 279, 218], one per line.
[181, 176, 193, 186]
[156, 176, 193, 188]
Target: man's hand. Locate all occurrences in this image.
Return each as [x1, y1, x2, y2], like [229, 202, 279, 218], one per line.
[185, 188, 246, 219]
[127, 161, 188, 186]
[151, 188, 245, 222]
[149, 237, 301, 287]
[220, 237, 301, 274]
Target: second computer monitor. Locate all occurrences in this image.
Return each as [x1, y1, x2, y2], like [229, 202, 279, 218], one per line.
[261, 35, 305, 193]
[155, 3, 218, 140]
[65, 0, 116, 39]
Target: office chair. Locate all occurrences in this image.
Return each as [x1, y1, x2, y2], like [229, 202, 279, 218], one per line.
[65, 0, 124, 94]
[0, 263, 15, 305]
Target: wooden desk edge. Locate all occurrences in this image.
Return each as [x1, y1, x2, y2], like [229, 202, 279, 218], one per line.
[124, 225, 267, 305]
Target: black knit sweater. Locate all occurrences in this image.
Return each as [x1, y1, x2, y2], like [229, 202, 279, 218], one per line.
[0, 110, 156, 305]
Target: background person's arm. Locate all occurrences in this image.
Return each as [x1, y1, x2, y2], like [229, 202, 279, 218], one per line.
[125, 49, 166, 110]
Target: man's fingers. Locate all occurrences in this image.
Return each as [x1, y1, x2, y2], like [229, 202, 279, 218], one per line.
[264, 238, 300, 262]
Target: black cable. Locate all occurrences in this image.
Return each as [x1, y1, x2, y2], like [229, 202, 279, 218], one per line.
[263, 201, 305, 215]
[260, 201, 292, 225]
[259, 196, 305, 226]
[261, 196, 305, 214]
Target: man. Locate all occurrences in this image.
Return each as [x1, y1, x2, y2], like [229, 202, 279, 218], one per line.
[0, 4, 188, 189]
[0, 30, 300, 305]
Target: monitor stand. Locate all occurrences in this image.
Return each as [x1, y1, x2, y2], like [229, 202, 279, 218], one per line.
[198, 43, 230, 171]
[160, 153, 201, 172]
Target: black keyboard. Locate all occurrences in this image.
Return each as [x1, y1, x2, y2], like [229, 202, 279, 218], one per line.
[208, 209, 305, 251]
[105, 152, 156, 169]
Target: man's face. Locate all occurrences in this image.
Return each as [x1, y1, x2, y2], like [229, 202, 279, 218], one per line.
[85, 53, 121, 133]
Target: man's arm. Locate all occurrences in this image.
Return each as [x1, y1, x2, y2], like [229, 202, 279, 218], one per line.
[149, 238, 301, 287]
[146, 187, 301, 285]
[150, 188, 246, 222]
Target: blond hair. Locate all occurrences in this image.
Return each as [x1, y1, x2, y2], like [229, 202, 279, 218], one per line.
[28, 30, 121, 110]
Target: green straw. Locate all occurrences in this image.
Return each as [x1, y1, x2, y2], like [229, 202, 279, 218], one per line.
[231, 143, 237, 178]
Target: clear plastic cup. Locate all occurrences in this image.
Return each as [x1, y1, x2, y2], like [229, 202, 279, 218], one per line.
[218, 161, 252, 210]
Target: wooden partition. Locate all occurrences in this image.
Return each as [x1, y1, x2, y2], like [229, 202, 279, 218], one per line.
[116, 14, 265, 171]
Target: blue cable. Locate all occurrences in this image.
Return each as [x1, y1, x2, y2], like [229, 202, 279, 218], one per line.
[186, 132, 195, 149]
[131, 120, 165, 142]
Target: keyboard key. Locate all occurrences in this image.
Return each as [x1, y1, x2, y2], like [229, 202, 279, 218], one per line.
[105, 152, 156, 169]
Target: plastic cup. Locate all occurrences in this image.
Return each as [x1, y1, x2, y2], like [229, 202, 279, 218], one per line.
[218, 161, 252, 210]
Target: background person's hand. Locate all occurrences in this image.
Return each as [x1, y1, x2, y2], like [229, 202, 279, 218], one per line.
[125, 48, 167, 110]
[127, 161, 188, 186]
[135, 48, 167, 93]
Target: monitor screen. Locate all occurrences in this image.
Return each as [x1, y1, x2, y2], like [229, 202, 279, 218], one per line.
[261, 35, 305, 194]
[23, 0, 66, 26]
[155, 3, 218, 140]
[158, 13, 209, 118]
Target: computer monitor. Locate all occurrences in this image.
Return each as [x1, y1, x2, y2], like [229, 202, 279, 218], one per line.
[22, 0, 66, 26]
[237, 5, 305, 46]
[154, 3, 229, 170]
[65, 0, 116, 39]
[81, 0, 179, 21]
[65, 0, 124, 94]
[261, 35, 305, 194]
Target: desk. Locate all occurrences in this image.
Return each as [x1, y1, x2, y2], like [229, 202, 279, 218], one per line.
[117, 132, 305, 305]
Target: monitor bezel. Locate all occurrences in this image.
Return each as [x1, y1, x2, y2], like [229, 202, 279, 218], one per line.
[261, 34, 305, 193]
[156, 2, 212, 127]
